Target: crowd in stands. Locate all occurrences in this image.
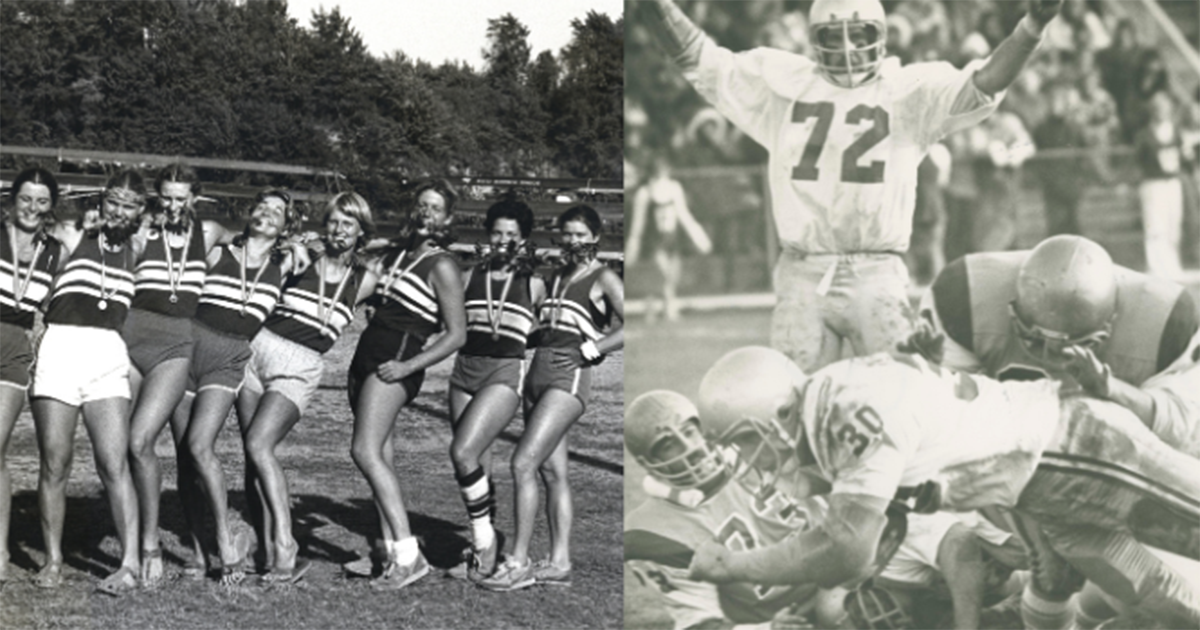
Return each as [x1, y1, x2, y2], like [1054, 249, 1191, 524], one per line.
[626, 0, 1200, 286]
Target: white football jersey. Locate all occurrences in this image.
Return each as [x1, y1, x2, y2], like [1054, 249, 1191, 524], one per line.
[798, 352, 1061, 510]
[686, 45, 1000, 254]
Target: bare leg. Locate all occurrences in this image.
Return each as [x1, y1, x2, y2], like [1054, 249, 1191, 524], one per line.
[80, 396, 140, 576]
[539, 432, 573, 568]
[127, 358, 189, 559]
[350, 376, 413, 548]
[0, 385, 27, 580]
[937, 523, 986, 630]
[449, 385, 519, 478]
[243, 392, 302, 570]
[186, 388, 241, 567]
[510, 389, 582, 564]
[31, 397, 78, 582]
[236, 387, 272, 569]
[168, 392, 207, 575]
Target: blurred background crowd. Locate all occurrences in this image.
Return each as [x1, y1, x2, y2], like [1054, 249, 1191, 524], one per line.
[625, 0, 1200, 299]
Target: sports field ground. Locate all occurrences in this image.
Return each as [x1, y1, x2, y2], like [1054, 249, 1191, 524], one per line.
[0, 315, 625, 629]
[622, 305, 1196, 630]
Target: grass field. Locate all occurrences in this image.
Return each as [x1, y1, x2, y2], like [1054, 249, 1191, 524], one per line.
[0, 314, 624, 629]
[622, 307, 1197, 630]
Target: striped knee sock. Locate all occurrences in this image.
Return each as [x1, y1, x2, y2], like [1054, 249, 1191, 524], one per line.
[457, 467, 495, 551]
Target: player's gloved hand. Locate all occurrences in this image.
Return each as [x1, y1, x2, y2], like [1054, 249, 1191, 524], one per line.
[895, 310, 945, 364]
[1026, 0, 1063, 29]
[770, 603, 816, 630]
[1061, 345, 1111, 398]
[688, 539, 733, 583]
[377, 359, 417, 383]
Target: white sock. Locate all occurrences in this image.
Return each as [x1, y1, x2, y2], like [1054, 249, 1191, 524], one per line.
[471, 520, 495, 552]
[395, 537, 419, 565]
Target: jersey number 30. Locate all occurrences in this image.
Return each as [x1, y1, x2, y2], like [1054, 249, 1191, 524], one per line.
[792, 102, 890, 184]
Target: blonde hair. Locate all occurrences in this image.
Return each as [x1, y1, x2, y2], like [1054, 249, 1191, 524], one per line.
[323, 191, 376, 244]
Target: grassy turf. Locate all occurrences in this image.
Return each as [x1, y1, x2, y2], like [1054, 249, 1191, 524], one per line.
[622, 307, 1191, 630]
[0, 314, 624, 629]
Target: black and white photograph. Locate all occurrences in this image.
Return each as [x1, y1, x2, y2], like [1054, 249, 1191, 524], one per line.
[623, 1, 1200, 629]
[0, 0, 624, 627]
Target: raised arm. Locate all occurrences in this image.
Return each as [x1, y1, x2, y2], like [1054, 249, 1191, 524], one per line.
[673, 181, 712, 255]
[640, 0, 707, 72]
[971, 0, 1062, 96]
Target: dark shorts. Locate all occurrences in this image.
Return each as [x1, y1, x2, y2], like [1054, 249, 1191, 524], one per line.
[188, 321, 251, 394]
[450, 354, 525, 396]
[0, 321, 34, 389]
[123, 308, 194, 374]
[523, 347, 591, 412]
[348, 323, 427, 406]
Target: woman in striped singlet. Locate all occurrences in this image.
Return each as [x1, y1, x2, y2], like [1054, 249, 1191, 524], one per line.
[126, 163, 239, 585]
[176, 189, 299, 584]
[445, 197, 545, 581]
[348, 179, 466, 591]
[236, 192, 375, 583]
[0, 168, 66, 586]
[481, 205, 623, 592]
[30, 170, 148, 595]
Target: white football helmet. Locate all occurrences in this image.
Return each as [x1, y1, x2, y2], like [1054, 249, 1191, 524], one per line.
[808, 0, 888, 88]
[626, 390, 729, 489]
[697, 347, 809, 492]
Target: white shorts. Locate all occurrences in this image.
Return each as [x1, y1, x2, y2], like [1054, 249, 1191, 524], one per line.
[242, 328, 324, 415]
[31, 324, 130, 406]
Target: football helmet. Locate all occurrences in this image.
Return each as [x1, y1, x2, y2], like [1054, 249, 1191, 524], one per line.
[626, 390, 728, 489]
[1012, 235, 1117, 365]
[844, 584, 916, 629]
[697, 347, 808, 492]
[809, 0, 888, 88]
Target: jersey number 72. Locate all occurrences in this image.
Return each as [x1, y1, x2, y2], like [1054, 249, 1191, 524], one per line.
[792, 101, 890, 184]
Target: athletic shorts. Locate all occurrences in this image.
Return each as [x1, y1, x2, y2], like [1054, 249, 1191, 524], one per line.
[31, 324, 130, 405]
[0, 321, 34, 389]
[348, 323, 426, 406]
[523, 347, 591, 411]
[123, 308, 194, 374]
[243, 328, 324, 415]
[449, 354, 525, 396]
[188, 320, 251, 395]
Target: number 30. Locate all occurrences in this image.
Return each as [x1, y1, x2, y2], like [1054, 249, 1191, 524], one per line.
[791, 101, 890, 184]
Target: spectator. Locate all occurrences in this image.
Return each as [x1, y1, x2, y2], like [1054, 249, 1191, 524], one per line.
[973, 105, 1036, 253]
[1097, 19, 1147, 138]
[1044, 0, 1110, 52]
[1124, 49, 1171, 142]
[1135, 91, 1185, 278]
[886, 13, 915, 65]
[1076, 65, 1121, 180]
[942, 126, 985, 265]
[1033, 80, 1096, 237]
[1179, 87, 1200, 268]
[894, 0, 950, 54]
[957, 10, 1007, 67]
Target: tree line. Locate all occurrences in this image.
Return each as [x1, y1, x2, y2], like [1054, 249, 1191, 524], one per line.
[0, 0, 624, 217]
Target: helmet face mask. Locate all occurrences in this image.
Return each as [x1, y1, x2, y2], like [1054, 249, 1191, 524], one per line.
[627, 391, 729, 490]
[644, 419, 729, 489]
[1010, 302, 1112, 367]
[809, 0, 887, 88]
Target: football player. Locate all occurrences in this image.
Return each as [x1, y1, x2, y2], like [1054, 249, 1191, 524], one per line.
[688, 346, 1200, 629]
[916, 234, 1200, 628]
[638, 0, 1063, 373]
[625, 390, 846, 630]
[921, 234, 1200, 456]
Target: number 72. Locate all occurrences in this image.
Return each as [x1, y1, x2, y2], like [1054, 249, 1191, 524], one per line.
[791, 101, 890, 184]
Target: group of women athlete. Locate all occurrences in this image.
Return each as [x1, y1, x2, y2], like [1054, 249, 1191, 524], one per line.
[0, 164, 623, 595]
